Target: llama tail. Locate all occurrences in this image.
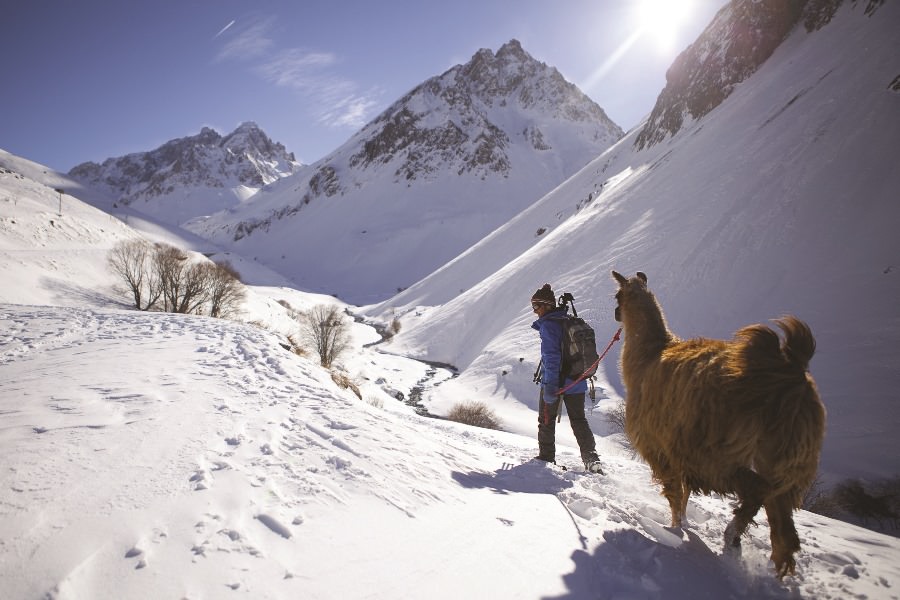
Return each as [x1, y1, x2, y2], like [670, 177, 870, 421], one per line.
[729, 315, 816, 373]
[775, 316, 816, 371]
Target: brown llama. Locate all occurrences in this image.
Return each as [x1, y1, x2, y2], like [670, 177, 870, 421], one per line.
[612, 271, 825, 578]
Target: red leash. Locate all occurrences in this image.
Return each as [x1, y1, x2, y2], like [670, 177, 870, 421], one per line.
[557, 327, 622, 396]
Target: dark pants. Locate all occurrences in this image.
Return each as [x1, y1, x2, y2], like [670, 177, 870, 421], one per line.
[537, 390, 598, 463]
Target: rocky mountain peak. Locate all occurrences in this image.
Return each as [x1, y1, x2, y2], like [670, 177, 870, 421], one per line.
[68, 123, 301, 226]
[349, 39, 622, 180]
[221, 121, 294, 163]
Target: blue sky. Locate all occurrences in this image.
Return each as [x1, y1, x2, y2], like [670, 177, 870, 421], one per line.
[2, 0, 727, 172]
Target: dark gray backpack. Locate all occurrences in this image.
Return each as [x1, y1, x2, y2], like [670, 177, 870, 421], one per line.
[555, 314, 599, 379]
[553, 292, 599, 380]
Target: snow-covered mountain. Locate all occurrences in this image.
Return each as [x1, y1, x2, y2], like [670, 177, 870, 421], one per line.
[183, 40, 623, 304]
[375, 0, 900, 491]
[68, 121, 303, 228]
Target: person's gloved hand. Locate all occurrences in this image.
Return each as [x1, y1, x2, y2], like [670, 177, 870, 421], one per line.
[542, 399, 557, 426]
[544, 383, 559, 398]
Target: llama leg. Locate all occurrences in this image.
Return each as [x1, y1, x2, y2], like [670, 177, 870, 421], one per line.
[677, 479, 690, 525]
[724, 468, 770, 548]
[660, 476, 686, 528]
[765, 494, 800, 578]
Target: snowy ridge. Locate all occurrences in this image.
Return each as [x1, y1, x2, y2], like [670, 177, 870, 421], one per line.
[68, 122, 303, 228]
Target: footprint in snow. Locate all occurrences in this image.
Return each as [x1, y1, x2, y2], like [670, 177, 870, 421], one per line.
[256, 513, 292, 539]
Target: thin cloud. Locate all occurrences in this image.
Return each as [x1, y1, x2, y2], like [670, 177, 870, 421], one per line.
[213, 19, 236, 40]
[256, 48, 338, 89]
[319, 95, 380, 129]
[216, 17, 275, 62]
[216, 17, 380, 128]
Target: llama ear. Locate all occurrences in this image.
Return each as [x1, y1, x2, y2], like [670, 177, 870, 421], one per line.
[636, 271, 647, 284]
[612, 271, 628, 285]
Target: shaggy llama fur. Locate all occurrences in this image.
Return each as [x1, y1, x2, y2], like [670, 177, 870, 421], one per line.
[612, 271, 825, 578]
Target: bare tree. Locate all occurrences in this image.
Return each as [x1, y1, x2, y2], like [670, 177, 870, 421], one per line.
[175, 262, 212, 315]
[207, 261, 246, 318]
[297, 304, 352, 368]
[154, 243, 189, 313]
[108, 241, 244, 318]
[107, 239, 161, 310]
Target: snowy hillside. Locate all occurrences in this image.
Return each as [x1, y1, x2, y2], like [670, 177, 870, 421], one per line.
[183, 40, 623, 305]
[68, 122, 302, 229]
[375, 0, 900, 490]
[4, 302, 899, 599]
[0, 152, 142, 306]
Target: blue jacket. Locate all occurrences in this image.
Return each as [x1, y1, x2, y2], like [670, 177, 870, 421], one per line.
[532, 308, 588, 400]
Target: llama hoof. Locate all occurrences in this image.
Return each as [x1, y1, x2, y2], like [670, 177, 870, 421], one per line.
[772, 552, 797, 579]
[723, 521, 742, 548]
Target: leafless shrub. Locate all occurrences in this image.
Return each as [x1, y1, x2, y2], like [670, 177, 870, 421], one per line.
[285, 333, 307, 358]
[108, 241, 245, 317]
[154, 244, 192, 313]
[331, 371, 362, 399]
[833, 478, 899, 529]
[446, 401, 501, 430]
[107, 239, 161, 310]
[293, 304, 351, 368]
[207, 261, 246, 318]
[606, 398, 627, 434]
[802, 475, 840, 516]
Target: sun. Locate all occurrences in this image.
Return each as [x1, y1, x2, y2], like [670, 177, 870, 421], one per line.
[636, 0, 695, 52]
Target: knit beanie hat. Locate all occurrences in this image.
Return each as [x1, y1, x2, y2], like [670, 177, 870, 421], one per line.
[531, 283, 556, 307]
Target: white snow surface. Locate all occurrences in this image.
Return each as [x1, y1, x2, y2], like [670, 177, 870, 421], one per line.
[2, 4, 900, 599]
[3, 301, 897, 600]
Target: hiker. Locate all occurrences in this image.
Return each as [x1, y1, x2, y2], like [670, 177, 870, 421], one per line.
[531, 283, 603, 473]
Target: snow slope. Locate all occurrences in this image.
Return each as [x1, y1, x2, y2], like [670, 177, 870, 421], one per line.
[2, 303, 899, 599]
[377, 0, 900, 487]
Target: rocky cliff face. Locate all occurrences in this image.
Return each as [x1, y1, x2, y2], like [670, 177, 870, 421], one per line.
[634, 0, 887, 150]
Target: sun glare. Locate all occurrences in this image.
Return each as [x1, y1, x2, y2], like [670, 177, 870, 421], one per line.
[636, 0, 695, 52]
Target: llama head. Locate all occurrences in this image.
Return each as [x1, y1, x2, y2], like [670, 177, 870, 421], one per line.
[612, 271, 649, 322]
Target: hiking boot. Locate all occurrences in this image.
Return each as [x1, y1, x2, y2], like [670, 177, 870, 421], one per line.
[585, 460, 605, 475]
[583, 453, 604, 474]
[533, 455, 555, 464]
